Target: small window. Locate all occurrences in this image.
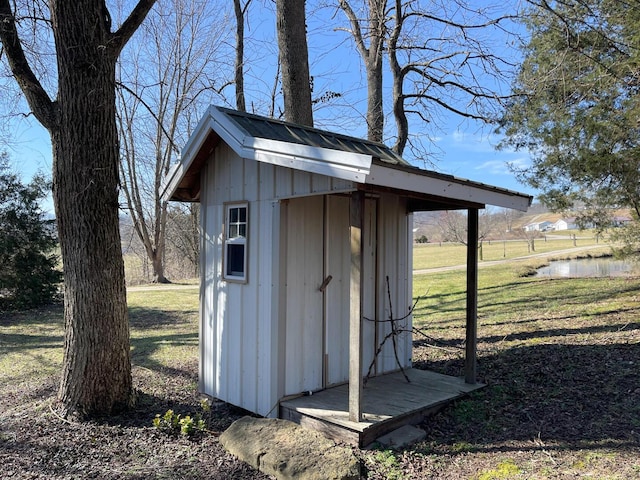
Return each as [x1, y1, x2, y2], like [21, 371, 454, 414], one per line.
[224, 203, 248, 282]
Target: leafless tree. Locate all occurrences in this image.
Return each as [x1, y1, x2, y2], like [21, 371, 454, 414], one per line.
[116, 0, 230, 283]
[276, 0, 314, 126]
[0, 0, 156, 417]
[337, 0, 386, 142]
[337, 0, 522, 154]
[233, 0, 253, 111]
[437, 208, 497, 260]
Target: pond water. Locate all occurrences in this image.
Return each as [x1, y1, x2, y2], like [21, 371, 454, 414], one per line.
[536, 257, 636, 278]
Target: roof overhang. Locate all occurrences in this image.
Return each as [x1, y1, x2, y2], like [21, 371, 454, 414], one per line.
[162, 106, 533, 212]
[161, 106, 372, 202]
[365, 162, 532, 212]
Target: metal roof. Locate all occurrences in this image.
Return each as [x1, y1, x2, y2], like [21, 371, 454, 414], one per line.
[162, 106, 533, 211]
[219, 107, 409, 167]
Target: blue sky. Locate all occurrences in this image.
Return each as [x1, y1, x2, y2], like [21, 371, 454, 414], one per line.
[5, 0, 537, 214]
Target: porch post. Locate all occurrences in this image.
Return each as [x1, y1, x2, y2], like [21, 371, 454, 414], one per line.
[349, 190, 364, 422]
[465, 208, 479, 384]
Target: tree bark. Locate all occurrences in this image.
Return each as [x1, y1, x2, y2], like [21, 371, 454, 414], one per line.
[276, 0, 313, 126]
[50, 0, 132, 416]
[1, 0, 157, 417]
[388, 0, 407, 154]
[234, 0, 250, 112]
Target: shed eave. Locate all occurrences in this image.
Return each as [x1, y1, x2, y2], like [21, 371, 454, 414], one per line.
[365, 163, 532, 212]
[160, 106, 220, 202]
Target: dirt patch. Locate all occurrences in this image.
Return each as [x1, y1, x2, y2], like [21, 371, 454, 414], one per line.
[0, 364, 271, 479]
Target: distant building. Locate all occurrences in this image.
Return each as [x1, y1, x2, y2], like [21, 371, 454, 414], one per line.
[553, 217, 578, 231]
[524, 221, 553, 232]
[612, 216, 632, 227]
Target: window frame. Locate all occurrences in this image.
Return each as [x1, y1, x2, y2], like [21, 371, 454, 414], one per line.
[223, 202, 249, 283]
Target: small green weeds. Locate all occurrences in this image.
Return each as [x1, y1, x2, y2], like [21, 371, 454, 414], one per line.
[152, 409, 206, 437]
[370, 448, 406, 480]
[475, 459, 522, 480]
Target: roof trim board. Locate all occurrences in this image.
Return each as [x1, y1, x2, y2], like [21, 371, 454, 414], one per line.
[366, 163, 532, 212]
[200, 105, 372, 179]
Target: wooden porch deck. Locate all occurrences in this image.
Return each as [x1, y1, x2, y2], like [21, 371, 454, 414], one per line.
[280, 368, 485, 447]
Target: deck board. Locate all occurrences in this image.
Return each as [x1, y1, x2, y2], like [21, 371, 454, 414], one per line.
[280, 368, 484, 446]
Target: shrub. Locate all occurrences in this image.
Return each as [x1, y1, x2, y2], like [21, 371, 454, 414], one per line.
[0, 154, 61, 309]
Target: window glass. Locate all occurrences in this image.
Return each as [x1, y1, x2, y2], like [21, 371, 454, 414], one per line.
[224, 203, 248, 282]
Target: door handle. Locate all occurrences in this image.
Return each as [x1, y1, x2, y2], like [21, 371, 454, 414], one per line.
[319, 275, 333, 292]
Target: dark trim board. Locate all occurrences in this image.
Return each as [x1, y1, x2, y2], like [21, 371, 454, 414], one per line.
[279, 368, 485, 447]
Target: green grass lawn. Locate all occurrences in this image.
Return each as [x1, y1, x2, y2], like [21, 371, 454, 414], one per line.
[413, 235, 610, 269]
[0, 288, 201, 389]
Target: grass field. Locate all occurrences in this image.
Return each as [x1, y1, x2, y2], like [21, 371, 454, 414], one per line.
[413, 235, 610, 269]
[1, 247, 639, 478]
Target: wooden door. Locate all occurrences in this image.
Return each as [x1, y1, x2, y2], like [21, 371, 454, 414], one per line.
[324, 196, 378, 386]
[283, 196, 325, 395]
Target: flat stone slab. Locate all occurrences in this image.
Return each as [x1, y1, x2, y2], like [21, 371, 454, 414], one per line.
[219, 416, 360, 480]
[375, 425, 426, 449]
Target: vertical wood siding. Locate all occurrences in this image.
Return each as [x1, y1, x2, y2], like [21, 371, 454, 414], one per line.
[324, 196, 350, 386]
[200, 144, 355, 416]
[283, 196, 325, 395]
[375, 193, 412, 373]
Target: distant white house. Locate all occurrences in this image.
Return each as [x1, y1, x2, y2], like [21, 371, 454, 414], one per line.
[613, 215, 632, 227]
[524, 221, 553, 232]
[553, 217, 578, 231]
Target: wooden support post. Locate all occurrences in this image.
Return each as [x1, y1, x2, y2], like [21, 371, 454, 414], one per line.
[349, 190, 364, 422]
[465, 208, 479, 384]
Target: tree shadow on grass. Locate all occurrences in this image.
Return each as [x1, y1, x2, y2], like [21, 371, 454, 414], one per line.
[0, 303, 63, 327]
[128, 305, 195, 329]
[413, 342, 640, 450]
[479, 316, 640, 344]
[413, 277, 640, 330]
[128, 306, 198, 379]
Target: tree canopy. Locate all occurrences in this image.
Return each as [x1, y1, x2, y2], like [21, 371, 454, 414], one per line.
[499, 0, 640, 229]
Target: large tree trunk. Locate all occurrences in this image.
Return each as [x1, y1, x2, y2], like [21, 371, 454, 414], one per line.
[366, 0, 385, 143]
[276, 0, 313, 126]
[51, 1, 132, 417]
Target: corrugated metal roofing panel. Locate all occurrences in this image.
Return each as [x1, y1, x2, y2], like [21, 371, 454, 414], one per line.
[221, 107, 408, 166]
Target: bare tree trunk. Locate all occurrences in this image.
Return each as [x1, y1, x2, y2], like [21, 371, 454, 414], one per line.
[366, 0, 385, 143]
[388, 0, 407, 154]
[338, 0, 386, 142]
[50, 1, 138, 417]
[234, 0, 251, 112]
[1, 0, 156, 417]
[276, 0, 313, 126]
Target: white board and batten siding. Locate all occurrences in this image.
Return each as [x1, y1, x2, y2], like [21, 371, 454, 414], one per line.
[200, 143, 356, 417]
[375, 193, 413, 373]
[282, 192, 413, 396]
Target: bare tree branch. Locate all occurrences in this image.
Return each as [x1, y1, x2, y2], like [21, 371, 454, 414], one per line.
[0, 0, 56, 130]
[109, 0, 157, 57]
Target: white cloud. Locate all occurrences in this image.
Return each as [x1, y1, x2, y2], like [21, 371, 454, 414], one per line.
[475, 157, 530, 175]
[475, 160, 510, 175]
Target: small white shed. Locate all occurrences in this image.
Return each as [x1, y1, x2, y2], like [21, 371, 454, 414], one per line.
[162, 106, 531, 444]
